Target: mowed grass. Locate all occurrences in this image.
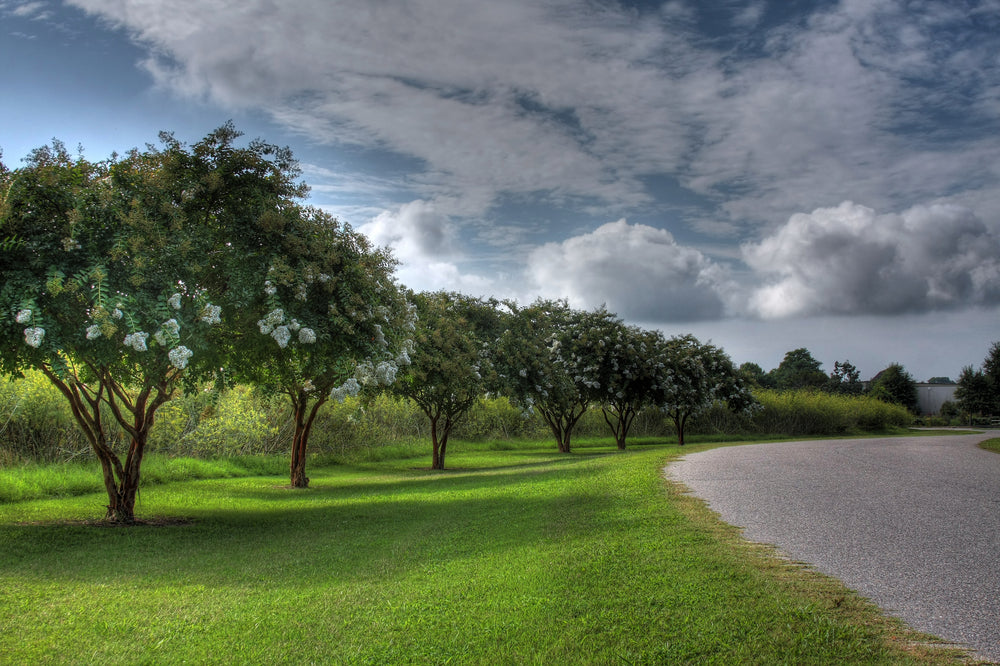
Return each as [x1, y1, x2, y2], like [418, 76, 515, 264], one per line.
[0, 441, 970, 664]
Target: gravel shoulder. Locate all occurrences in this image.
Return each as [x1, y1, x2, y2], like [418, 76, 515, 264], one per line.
[667, 432, 1000, 663]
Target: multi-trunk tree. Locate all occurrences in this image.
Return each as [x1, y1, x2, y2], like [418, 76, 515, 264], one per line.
[1, 125, 411, 515]
[390, 291, 499, 469]
[586, 320, 664, 450]
[653, 334, 756, 446]
[225, 206, 414, 487]
[0, 139, 236, 521]
[494, 300, 619, 453]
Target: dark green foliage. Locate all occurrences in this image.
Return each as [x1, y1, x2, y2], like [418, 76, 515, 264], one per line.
[869, 363, 919, 412]
[827, 360, 863, 395]
[769, 348, 827, 390]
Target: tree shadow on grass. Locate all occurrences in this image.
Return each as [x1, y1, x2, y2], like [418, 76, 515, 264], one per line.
[0, 455, 630, 590]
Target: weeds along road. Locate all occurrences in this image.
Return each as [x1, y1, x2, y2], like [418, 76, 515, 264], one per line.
[667, 432, 1000, 664]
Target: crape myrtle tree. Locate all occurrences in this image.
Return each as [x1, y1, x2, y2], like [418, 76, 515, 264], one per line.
[0, 140, 233, 522]
[390, 291, 500, 470]
[654, 334, 756, 446]
[495, 300, 616, 453]
[172, 126, 417, 488]
[589, 320, 665, 450]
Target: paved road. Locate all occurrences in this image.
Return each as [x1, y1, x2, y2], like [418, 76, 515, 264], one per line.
[667, 433, 1000, 663]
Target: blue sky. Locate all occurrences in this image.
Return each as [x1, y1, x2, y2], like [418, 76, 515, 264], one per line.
[3, 0, 999, 381]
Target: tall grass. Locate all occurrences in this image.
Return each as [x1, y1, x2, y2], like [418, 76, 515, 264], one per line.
[2, 371, 914, 467]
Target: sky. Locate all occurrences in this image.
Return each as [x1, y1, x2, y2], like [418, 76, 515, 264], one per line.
[2, 0, 999, 381]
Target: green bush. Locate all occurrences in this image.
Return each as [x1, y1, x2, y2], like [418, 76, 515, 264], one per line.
[0, 371, 94, 463]
[0, 374, 917, 468]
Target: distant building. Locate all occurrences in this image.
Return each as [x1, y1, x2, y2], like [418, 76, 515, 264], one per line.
[915, 383, 957, 415]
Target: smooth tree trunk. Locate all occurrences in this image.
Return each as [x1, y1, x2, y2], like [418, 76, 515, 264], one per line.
[42, 364, 173, 523]
[602, 403, 636, 450]
[427, 407, 460, 470]
[670, 410, 690, 446]
[289, 391, 327, 488]
[39, 366, 126, 519]
[102, 372, 173, 522]
[539, 404, 586, 453]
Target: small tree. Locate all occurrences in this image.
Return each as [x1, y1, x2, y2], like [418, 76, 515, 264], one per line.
[1, 140, 229, 522]
[827, 360, 863, 395]
[769, 348, 827, 390]
[653, 334, 755, 446]
[495, 300, 613, 453]
[590, 322, 664, 450]
[955, 365, 994, 418]
[869, 363, 919, 412]
[738, 362, 769, 388]
[391, 292, 498, 469]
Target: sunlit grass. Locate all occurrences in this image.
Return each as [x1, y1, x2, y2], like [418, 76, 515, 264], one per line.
[0, 441, 971, 664]
[979, 437, 1000, 454]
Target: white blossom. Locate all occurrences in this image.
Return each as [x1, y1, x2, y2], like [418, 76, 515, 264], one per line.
[200, 304, 222, 325]
[298, 327, 316, 344]
[271, 325, 291, 348]
[375, 361, 397, 385]
[155, 319, 181, 346]
[112, 308, 123, 319]
[86, 324, 102, 340]
[302, 379, 315, 393]
[124, 331, 149, 352]
[258, 308, 285, 335]
[330, 377, 361, 403]
[23, 327, 44, 348]
[15, 309, 32, 324]
[296, 284, 308, 301]
[168, 345, 193, 370]
[168, 293, 183, 310]
[264, 280, 277, 296]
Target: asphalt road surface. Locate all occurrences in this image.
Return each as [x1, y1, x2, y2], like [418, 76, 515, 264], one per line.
[667, 432, 1000, 663]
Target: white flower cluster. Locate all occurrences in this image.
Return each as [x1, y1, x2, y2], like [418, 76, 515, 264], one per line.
[257, 308, 316, 348]
[200, 303, 222, 325]
[354, 359, 400, 388]
[124, 331, 149, 352]
[330, 377, 361, 403]
[86, 324, 102, 340]
[16, 308, 44, 348]
[23, 327, 45, 348]
[258, 308, 285, 335]
[154, 318, 181, 346]
[168, 345, 193, 370]
[168, 293, 183, 310]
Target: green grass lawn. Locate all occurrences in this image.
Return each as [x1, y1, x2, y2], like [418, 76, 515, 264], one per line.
[0, 440, 972, 664]
[979, 437, 1000, 454]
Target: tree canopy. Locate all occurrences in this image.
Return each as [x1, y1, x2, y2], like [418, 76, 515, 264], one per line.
[390, 291, 498, 469]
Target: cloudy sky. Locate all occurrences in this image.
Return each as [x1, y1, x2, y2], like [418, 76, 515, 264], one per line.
[3, 0, 999, 381]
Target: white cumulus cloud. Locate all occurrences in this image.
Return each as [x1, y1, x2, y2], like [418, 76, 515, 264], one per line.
[527, 219, 733, 321]
[743, 201, 1000, 318]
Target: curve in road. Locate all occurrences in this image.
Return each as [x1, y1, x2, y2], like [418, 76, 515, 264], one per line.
[667, 432, 1000, 663]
